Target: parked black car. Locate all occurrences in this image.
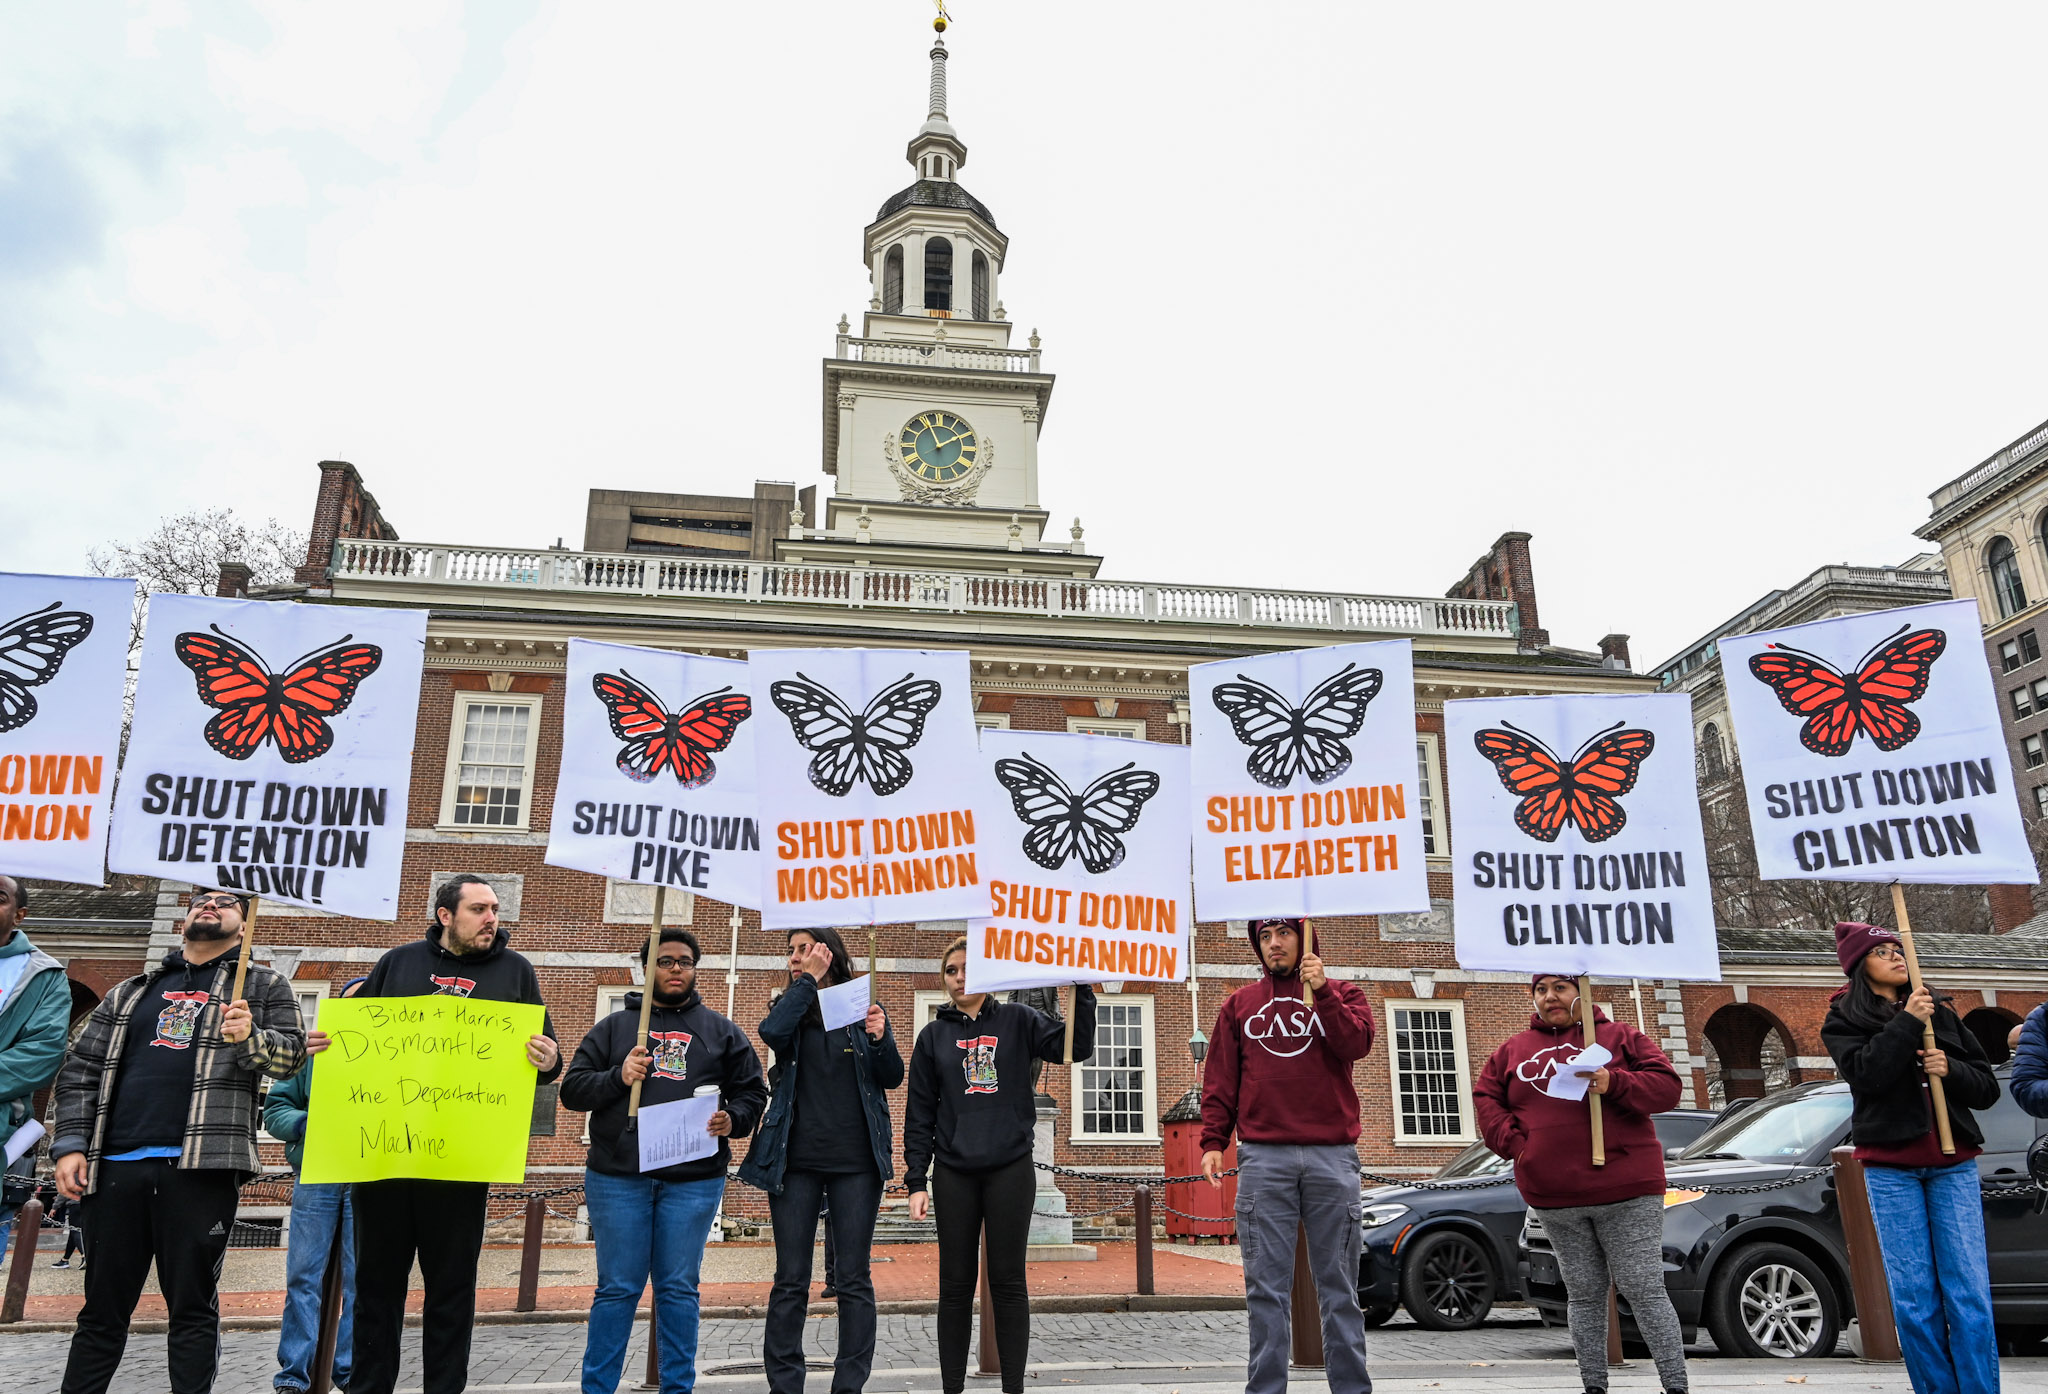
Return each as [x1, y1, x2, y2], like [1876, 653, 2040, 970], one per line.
[1357, 1109, 1717, 1329]
[1520, 1071, 2043, 1358]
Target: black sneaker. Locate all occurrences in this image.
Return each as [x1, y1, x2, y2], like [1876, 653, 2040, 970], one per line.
[50, 1259, 69, 1269]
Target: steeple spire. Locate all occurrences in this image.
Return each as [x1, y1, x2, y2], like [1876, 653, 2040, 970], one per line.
[907, 25, 966, 181]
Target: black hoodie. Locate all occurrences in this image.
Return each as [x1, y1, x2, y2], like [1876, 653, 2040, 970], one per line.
[903, 988, 1096, 1194]
[360, 925, 562, 1084]
[561, 988, 768, 1181]
[100, 947, 222, 1155]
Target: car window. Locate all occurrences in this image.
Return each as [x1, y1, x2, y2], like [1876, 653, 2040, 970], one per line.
[1978, 1087, 2037, 1156]
[1652, 1113, 1714, 1153]
[1434, 1141, 1512, 1179]
[1678, 1088, 1853, 1163]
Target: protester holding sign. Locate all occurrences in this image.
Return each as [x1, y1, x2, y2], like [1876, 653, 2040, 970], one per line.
[50, 887, 305, 1394]
[740, 926, 901, 1394]
[1473, 974, 1687, 1394]
[1197, 916, 1375, 1394]
[342, 874, 562, 1394]
[906, 936, 1095, 1394]
[563, 924, 766, 1394]
[1821, 922, 1999, 1394]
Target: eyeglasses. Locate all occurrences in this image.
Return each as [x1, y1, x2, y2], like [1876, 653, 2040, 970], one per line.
[1867, 945, 1905, 962]
[190, 895, 241, 911]
[654, 956, 695, 971]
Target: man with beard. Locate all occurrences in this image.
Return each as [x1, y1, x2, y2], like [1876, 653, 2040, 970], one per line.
[337, 873, 561, 1394]
[562, 924, 766, 1394]
[1198, 917, 1376, 1394]
[51, 888, 306, 1394]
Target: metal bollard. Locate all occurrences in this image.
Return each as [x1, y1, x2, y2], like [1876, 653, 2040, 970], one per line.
[515, 1197, 545, 1314]
[309, 1215, 349, 1392]
[635, 1307, 660, 1390]
[1288, 1225, 1323, 1368]
[976, 1223, 1000, 1377]
[1, 1198, 43, 1324]
[1134, 1186, 1154, 1297]
[1831, 1146, 1901, 1361]
[1606, 1285, 1625, 1366]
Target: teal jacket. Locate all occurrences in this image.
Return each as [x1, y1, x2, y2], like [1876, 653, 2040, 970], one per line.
[0, 929, 70, 1156]
[262, 1060, 315, 1173]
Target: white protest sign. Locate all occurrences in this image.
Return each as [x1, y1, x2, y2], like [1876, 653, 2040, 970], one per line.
[546, 640, 761, 907]
[0, 573, 135, 886]
[817, 974, 872, 1031]
[108, 594, 427, 919]
[1446, 692, 1719, 981]
[752, 647, 983, 929]
[637, 1090, 720, 1171]
[968, 729, 1191, 993]
[1718, 599, 2035, 885]
[1190, 640, 1428, 921]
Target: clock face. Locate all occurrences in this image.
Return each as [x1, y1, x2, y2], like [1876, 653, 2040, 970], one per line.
[898, 411, 979, 485]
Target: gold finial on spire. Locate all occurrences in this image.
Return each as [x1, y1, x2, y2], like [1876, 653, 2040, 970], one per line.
[933, 1, 951, 33]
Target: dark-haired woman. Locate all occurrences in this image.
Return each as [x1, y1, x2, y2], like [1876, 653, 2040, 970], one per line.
[904, 938, 1096, 1394]
[739, 927, 901, 1394]
[1821, 921, 1999, 1394]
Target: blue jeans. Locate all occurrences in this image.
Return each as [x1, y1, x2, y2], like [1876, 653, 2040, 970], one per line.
[582, 1168, 726, 1394]
[276, 1181, 356, 1392]
[1863, 1160, 1998, 1394]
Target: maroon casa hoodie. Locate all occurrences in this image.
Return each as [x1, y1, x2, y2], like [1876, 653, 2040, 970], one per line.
[1199, 946, 1376, 1153]
[1472, 1008, 1680, 1209]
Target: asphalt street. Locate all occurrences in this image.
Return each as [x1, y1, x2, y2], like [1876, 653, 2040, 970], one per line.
[0, 1308, 2021, 1393]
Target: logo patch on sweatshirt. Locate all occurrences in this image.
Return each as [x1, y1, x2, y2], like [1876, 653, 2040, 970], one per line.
[956, 1035, 1000, 1094]
[649, 1030, 693, 1081]
[1242, 997, 1323, 1058]
[151, 991, 210, 1049]
[1515, 1040, 1593, 1085]
[428, 974, 476, 997]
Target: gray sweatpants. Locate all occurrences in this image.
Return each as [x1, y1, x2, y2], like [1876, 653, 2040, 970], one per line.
[1235, 1142, 1372, 1394]
[1541, 1193, 1688, 1392]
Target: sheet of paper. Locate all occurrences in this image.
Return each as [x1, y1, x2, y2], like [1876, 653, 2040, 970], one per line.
[1542, 1043, 1613, 1102]
[638, 1092, 720, 1171]
[818, 974, 872, 1032]
[4, 1119, 45, 1168]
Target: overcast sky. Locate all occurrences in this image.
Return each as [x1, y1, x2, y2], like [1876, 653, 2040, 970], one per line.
[8, 2, 2048, 671]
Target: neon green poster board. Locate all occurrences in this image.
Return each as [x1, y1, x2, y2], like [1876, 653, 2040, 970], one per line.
[299, 996, 545, 1183]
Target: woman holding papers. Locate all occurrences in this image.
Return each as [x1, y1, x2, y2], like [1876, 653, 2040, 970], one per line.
[1822, 921, 1999, 1394]
[739, 926, 901, 1394]
[903, 938, 1097, 1394]
[1472, 973, 1687, 1394]
[562, 925, 767, 1394]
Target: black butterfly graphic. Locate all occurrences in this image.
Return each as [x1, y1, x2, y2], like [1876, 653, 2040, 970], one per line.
[0, 602, 97, 733]
[1210, 661, 1384, 788]
[993, 752, 1162, 874]
[769, 671, 943, 797]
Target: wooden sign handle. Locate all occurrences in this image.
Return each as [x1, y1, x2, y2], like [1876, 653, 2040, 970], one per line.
[1301, 919, 1316, 1006]
[1890, 883, 1954, 1156]
[869, 926, 878, 981]
[629, 885, 667, 1118]
[1581, 974, 1605, 1168]
[1062, 984, 1077, 1065]
[231, 896, 261, 1004]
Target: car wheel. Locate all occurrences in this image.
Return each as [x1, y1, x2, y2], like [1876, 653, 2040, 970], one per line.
[1705, 1242, 1840, 1359]
[1360, 1302, 1396, 1328]
[1399, 1229, 1496, 1330]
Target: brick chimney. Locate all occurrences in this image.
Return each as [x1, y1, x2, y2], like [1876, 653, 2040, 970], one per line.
[1598, 634, 1632, 670]
[1990, 884, 2037, 933]
[295, 460, 398, 585]
[1446, 531, 1549, 652]
[215, 561, 254, 599]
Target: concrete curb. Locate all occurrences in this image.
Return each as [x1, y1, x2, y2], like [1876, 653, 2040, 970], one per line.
[0, 1292, 1248, 1336]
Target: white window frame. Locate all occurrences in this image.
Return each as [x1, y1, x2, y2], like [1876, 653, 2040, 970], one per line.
[913, 989, 951, 1033]
[1384, 997, 1477, 1146]
[2027, 735, 2045, 771]
[1066, 716, 1146, 738]
[974, 712, 1011, 731]
[580, 986, 638, 1144]
[1069, 995, 1159, 1144]
[1416, 734, 1449, 860]
[437, 691, 545, 831]
[259, 981, 332, 1143]
[2035, 785, 2048, 820]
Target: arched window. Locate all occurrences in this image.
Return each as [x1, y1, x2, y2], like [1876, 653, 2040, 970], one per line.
[882, 246, 904, 314]
[923, 236, 952, 312]
[1991, 536, 2027, 617]
[971, 250, 990, 320]
[1701, 722, 1725, 777]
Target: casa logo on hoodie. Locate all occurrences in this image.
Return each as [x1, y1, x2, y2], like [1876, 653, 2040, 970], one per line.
[650, 1030, 692, 1081]
[152, 991, 210, 1049]
[956, 1035, 1000, 1094]
[1242, 997, 1325, 1058]
[1514, 1040, 1587, 1085]
[429, 974, 476, 997]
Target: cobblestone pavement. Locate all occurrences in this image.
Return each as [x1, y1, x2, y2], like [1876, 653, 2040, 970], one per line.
[0, 1309, 2026, 1392]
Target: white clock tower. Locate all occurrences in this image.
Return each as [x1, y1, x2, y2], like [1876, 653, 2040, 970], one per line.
[803, 27, 1093, 576]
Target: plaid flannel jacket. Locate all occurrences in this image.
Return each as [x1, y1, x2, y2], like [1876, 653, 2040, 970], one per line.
[51, 953, 306, 1192]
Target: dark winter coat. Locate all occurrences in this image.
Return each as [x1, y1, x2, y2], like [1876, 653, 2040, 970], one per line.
[359, 925, 562, 1084]
[1822, 988, 1996, 1150]
[2013, 1004, 2048, 1118]
[737, 974, 904, 1196]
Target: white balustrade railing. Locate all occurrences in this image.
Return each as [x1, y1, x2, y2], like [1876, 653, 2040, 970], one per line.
[329, 540, 1519, 639]
[836, 335, 1041, 374]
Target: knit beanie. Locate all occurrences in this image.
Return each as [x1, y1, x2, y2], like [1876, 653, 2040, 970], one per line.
[1246, 917, 1303, 962]
[1832, 921, 1902, 977]
[1530, 973, 1576, 989]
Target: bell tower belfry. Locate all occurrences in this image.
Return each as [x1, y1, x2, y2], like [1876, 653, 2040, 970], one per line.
[805, 17, 1088, 574]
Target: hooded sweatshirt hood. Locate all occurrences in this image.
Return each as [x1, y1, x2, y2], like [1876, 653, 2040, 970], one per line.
[1246, 917, 1306, 979]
